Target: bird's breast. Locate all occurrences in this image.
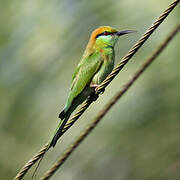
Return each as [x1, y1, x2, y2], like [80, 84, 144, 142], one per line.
[92, 49, 115, 85]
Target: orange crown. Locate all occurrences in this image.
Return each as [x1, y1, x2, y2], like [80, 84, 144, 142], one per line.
[83, 26, 118, 56]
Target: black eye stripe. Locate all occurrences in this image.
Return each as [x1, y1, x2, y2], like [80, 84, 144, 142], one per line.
[96, 31, 116, 38]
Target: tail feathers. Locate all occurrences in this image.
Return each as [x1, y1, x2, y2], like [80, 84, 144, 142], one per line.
[59, 110, 66, 119]
[51, 106, 72, 147]
[50, 133, 59, 147]
[50, 116, 69, 147]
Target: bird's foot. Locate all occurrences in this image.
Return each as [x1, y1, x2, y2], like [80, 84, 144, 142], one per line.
[90, 84, 98, 88]
[90, 84, 105, 94]
[96, 87, 105, 95]
[89, 84, 105, 101]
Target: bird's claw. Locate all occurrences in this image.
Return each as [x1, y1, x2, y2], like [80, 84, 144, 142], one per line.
[95, 86, 105, 95]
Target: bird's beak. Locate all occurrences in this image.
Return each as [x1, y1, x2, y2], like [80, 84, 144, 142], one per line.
[116, 30, 136, 36]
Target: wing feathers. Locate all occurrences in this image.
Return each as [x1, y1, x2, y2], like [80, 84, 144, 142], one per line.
[65, 52, 103, 110]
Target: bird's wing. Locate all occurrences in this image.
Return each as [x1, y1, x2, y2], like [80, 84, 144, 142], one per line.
[50, 53, 103, 148]
[65, 52, 103, 110]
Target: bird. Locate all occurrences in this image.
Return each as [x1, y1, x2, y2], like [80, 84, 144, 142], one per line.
[50, 26, 134, 148]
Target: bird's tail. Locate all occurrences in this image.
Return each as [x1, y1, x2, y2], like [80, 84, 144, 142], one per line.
[50, 88, 92, 148]
[49, 110, 70, 148]
[59, 109, 66, 119]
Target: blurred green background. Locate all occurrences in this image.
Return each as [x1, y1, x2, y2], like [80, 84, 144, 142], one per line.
[0, 0, 180, 179]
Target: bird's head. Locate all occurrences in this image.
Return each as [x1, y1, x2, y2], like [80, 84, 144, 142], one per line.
[86, 26, 134, 53]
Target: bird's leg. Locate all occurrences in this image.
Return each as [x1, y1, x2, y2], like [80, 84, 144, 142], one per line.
[90, 83, 98, 88]
[90, 83, 104, 93]
[96, 86, 105, 94]
[90, 83, 105, 94]
[90, 83, 106, 101]
[89, 83, 99, 101]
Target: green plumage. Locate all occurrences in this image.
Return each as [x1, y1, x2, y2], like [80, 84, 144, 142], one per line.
[50, 48, 115, 147]
[50, 26, 134, 147]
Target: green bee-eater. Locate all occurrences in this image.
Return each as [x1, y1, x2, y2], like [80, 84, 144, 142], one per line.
[50, 26, 134, 147]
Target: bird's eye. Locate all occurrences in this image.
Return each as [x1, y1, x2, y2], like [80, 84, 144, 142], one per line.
[96, 31, 111, 38]
[103, 31, 109, 35]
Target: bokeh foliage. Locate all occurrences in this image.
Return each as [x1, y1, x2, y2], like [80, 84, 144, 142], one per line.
[0, 0, 180, 179]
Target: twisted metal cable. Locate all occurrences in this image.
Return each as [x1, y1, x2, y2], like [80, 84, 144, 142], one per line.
[13, 1, 179, 179]
[41, 23, 180, 180]
[14, 143, 49, 180]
